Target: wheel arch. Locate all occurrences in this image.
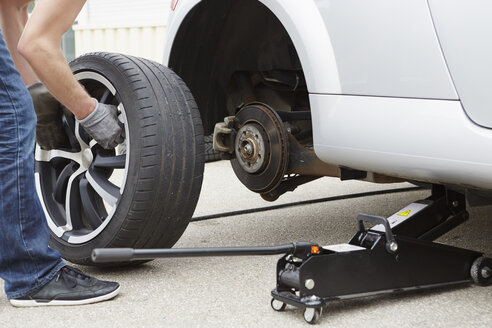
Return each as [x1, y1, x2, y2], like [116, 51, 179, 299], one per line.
[164, 0, 339, 134]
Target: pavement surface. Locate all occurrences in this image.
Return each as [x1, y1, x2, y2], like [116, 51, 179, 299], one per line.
[1, 160, 491, 327]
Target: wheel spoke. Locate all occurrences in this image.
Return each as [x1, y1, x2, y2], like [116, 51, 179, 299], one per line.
[99, 89, 114, 104]
[117, 103, 126, 124]
[35, 146, 82, 165]
[79, 179, 104, 230]
[54, 162, 78, 203]
[61, 114, 79, 149]
[75, 120, 91, 146]
[89, 139, 99, 149]
[93, 154, 126, 169]
[65, 170, 85, 230]
[86, 167, 120, 206]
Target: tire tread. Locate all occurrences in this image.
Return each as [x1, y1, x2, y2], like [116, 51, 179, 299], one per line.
[56, 52, 204, 264]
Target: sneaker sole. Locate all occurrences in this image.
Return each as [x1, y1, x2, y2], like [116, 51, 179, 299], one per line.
[10, 286, 120, 307]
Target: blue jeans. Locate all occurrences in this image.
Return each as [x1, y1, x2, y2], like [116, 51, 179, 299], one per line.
[0, 30, 65, 299]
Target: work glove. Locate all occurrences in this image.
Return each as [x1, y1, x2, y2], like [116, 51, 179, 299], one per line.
[77, 99, 125, 149]
[28, 82, 71, 150]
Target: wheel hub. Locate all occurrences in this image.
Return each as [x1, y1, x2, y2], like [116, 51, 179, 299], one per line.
[235, 124, 267, 174]
[231, 103, 288, 193]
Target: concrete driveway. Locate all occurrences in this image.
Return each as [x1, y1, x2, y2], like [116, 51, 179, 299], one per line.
[1, 160, 491, 327]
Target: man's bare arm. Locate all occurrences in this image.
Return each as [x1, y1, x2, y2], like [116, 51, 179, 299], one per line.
[18, 0, 94, 119]
[0, 0, 38, 85]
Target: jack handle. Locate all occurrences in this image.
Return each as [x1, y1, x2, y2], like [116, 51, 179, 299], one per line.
[91, 242, 318, 263]
[357, 214, 398, 253]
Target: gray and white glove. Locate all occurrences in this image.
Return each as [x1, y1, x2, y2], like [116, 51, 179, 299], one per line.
[77, 99, 125, 149]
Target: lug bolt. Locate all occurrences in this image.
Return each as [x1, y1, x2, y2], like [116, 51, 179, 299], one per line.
[389, 242, 398, 253]
[305, 279, 315, 290]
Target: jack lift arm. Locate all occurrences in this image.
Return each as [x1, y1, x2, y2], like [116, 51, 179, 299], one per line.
[92, 185, 491, 324]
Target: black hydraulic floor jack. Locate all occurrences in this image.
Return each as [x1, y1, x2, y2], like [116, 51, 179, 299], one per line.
[92, 185, 491, 324]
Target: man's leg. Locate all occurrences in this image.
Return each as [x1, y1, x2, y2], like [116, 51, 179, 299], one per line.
[0, 28, 64, 299]
[0, 0, 38, 85]
[0, 29, 120, 306]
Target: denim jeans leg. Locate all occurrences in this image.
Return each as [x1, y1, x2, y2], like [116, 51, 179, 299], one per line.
[0, 30, 65, 299]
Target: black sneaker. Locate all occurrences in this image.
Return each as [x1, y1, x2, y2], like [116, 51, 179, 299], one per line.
[10, 266, 120, 307]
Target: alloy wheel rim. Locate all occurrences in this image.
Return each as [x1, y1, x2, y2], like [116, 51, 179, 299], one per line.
[35, 71, 130, 244]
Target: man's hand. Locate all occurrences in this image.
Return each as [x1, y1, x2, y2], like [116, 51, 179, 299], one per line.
[28, 82, 70, 150]
[77, 99, 125, 149]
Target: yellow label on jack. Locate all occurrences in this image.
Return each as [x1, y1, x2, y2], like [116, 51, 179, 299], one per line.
[372, 203, 427, 233]
[398, 210, 411, 217]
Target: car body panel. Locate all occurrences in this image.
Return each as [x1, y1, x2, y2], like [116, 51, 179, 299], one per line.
[164, 0, 457, 99]
[311, 94, 492, 189]
[314, 0, 458, 99]
[428, 0, 492, 128]
[163, 0, 201, 65]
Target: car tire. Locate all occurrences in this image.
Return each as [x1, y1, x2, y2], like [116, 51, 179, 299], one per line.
[35, 52, 204, 265]
[204, 134, 222, 162]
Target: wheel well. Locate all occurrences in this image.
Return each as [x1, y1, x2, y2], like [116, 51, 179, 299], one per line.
[168, 0, 309, 135]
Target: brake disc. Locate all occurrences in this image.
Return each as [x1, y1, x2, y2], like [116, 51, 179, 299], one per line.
[231, 103, 288, 193]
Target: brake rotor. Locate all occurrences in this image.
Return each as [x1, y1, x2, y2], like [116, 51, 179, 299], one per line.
[231, 103, 288, 193]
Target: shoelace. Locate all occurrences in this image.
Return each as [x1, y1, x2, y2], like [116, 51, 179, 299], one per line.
[55, 266, 92, 288]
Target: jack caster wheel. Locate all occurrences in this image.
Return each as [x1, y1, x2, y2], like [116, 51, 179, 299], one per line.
[471, 256, 492, 286]
[270, 298, 286, 312]
[303, 307, 322, 325]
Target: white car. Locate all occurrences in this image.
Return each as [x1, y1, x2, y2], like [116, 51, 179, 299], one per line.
[36, 0, 492, 264]
[164, 0, 492, 199]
